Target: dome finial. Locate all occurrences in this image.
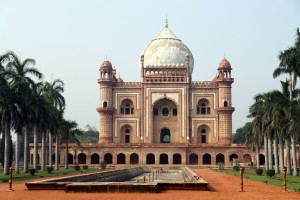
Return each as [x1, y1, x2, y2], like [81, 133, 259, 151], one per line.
[165, 14, 168, 28]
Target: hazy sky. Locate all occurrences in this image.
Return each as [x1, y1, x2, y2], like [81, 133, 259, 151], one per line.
[1, 0, 299, 134]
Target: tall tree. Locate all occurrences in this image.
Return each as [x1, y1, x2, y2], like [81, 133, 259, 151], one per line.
[273, 28, 300, 176]
[60, 120, 82, 169]
[6, 51, 43, 173]
[44, 79, 65, 169]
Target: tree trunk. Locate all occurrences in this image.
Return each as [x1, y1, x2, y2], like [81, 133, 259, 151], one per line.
[15, 132, 20, 174]
[49, 132, 52, 167]
[23, 125, 30, 173]
[256, 144, 260, 169]
[264, 134, 269, 170]
[279, 135, 284, 173]
[291, 135, 298, 176]
[4, 121, 11, 175]
[41, 131, 46, 171]
[65, 142, 69, 169]
[268, 136, 273, 169]
[285, 139, 291, 175]
[33, 126, 38, 170]
[273, 133, 279, 173]
[55, 135, 59, 170]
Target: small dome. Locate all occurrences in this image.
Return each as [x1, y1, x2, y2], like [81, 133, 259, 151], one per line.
[141, 21, 194, 74]
[100, 59, 112, 71]
[218, 58, 231, 70]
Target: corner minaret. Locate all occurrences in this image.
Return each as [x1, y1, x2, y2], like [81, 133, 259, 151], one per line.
[97, 59, 115, 143]
[216, 58, 235, 145]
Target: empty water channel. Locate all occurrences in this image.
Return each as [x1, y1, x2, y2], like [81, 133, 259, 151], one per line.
[26, 167, 208, 193]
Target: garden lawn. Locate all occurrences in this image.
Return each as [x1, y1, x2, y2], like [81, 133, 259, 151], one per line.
[217, 169, 300, 192]
[0, 167, 99, 182]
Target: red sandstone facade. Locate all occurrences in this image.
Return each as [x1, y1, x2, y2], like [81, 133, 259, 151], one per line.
[29, 21, 258, 167]
[94, 21, 253, 166]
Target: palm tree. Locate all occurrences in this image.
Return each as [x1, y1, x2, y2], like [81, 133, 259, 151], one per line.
[243, 122, 263, 168]
[43, 79, 65, 169]
[0, 81, 18, 175]
[54, 110, 64, 170]
[249, 92, 275, 170]
[32, 82, 50, 171]
[6, 51, 43, 173]
[263, 87, 290, 173]
[60, 120, 82, 169]
[250, 119, 263, 168]
[273, 28, 300, 176]
[0, 53, 11, 175]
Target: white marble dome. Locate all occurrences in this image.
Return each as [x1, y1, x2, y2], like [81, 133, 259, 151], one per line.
[141, 21, 194, 74]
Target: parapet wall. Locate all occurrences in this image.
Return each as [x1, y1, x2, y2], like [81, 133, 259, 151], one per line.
[26, 167, 143, 190]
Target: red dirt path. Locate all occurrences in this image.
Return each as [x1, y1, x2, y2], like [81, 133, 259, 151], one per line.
[1, 168, 299, 200]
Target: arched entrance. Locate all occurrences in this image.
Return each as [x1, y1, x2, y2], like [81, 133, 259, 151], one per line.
[189, 153, 198, 165]
[259, 154, 265, 165]
[243, 154, 251, 162]
[197, 125, 210, 144]
[68, 153, 73, 164]
[120, 124, 133, 143]
[203, 153, 211, 165]
[160, 128, 171, 143]
[104, 153, 112, 164]
[78, 153, 86, 164]
[173, 153, 182, 164]
[152, 98, 178, 143]
[160, 153, 168, 164]
[146, 153, 155, 164]
[216, 153, 225, 163]
[91, 153, 100, 164]
[229, 153, 238, 161]
[117, 153, 126, 164]
[130, 153, 139, 164]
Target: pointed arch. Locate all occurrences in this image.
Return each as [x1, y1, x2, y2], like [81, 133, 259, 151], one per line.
[78, 153, 86, 164]
[91, 153, 100, 164]
[216, 153, 225, 163]
[152, 96, 178, 107]
[146, 153, 155, 164]
[117, 153, 126, 164]
[130, 153, 139, 164]
[189, 153, 198, 165]
[104, 153, 112, 164]
[203, 153, 211, 165]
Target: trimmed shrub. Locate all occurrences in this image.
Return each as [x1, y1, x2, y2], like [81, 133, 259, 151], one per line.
[255, 168, 263, 176]
[217, 162, 225, 170]
[265, 169, 275, 177]
[73, 165, 80, 171]
[100, 161, 107, 170]
[29, 169, 36, 176]
[83, 165, 88, 170]
[46, 166, 53, 174]
[233, 165, 240, 171]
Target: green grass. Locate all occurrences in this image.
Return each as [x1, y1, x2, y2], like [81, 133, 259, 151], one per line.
[216, 169, 300, 192]
[0, 167, 99, 182]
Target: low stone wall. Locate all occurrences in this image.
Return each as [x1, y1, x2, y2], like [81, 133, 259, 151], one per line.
[25, 167, 209, 192]
[65, 182, 159, 193]
[182, 167, 200, 182]
[26, 167, 143, 190]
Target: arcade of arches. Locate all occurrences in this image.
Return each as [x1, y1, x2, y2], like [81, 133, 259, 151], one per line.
[30, 149, 258, 166]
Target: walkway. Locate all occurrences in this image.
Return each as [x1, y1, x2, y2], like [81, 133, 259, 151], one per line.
[0, 168, 299, 200]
